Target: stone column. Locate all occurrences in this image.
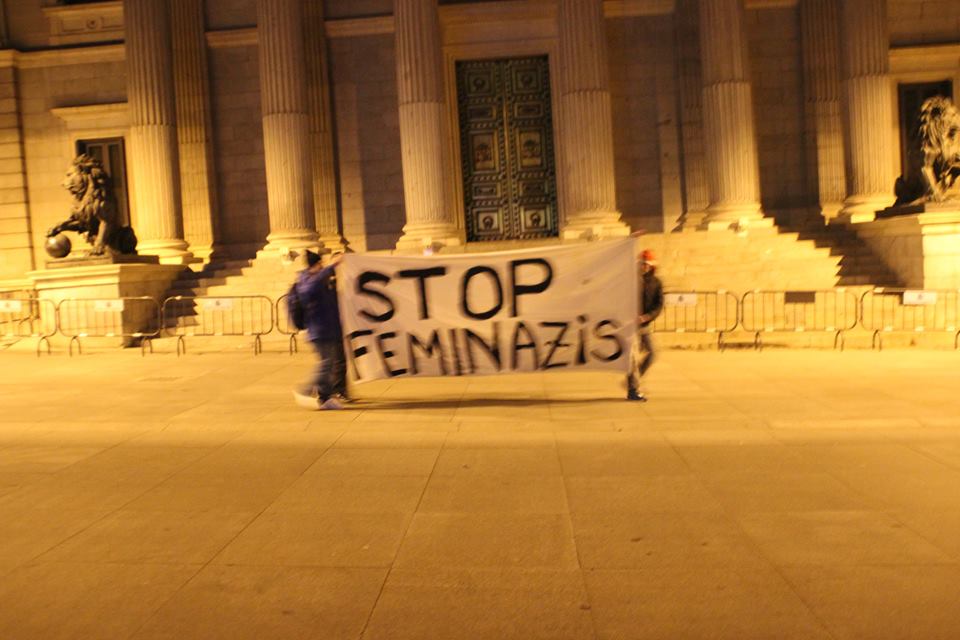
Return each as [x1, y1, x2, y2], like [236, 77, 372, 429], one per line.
[556, 0, 628, 239]
[698, 0, 766, 230]
[257, 0, 318, 251]
[170, 0, 219, 261]
[304, 0, 345, 250]
[394, 0, 460, 252]
[675, 0, 710, 229]
[801, 0, 846, 222]
[840, 0, 895, 222]
[125, 0, 192, 262]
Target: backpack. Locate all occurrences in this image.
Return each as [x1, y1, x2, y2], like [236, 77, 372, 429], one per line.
[287, 281, 306, 331]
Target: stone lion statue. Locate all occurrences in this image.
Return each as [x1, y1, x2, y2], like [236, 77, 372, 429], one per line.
[46, 154, 137, 255]
[895, 95, 960, 206]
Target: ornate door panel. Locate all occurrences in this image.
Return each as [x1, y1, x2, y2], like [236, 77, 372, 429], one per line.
[457, 56, 558, 242]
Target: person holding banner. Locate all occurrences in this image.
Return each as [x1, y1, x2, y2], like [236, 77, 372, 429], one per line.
[627, 249, 663, 401]
[292, 250, 348, 410]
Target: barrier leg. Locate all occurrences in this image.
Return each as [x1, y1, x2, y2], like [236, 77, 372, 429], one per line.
[754, 332, 762, 351]
[955, 331, 959, 350]
[288, 334, 297, 355]
[68, 336, 81, 357]
[141, 338, 154, 357]
[834, 331, 844, 352]
[872, 331, 881, 351]
[36, 336, 51, 358]
[718, 332, 725, 352]
[254, 335, 262, 355]
[176, 335, 186, 357]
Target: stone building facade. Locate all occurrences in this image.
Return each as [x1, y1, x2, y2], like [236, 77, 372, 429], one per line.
[0, 0, 959, 287]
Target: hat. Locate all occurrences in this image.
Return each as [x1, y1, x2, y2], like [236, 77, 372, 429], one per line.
[305, 250, 321, 267]
[640, 249, 657, 266]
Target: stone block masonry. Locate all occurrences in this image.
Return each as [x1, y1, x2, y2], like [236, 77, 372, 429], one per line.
[0, 64, 33, 279]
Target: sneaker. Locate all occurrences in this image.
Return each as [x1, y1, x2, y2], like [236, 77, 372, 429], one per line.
[320, 397, 344, 410]
[626, 389, 647, 402]
[292, 390, 321, 410]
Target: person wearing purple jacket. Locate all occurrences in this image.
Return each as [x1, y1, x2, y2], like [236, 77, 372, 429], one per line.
[292, 250, 347, 410]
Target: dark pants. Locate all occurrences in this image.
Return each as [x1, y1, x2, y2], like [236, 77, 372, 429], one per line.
[627, 329, 655, 392]
[306, 338, 347, 401]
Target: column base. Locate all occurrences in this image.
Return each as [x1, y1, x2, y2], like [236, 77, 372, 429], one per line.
[836, 194, 894, 224]
[318, 233, 349, 252]
[699, 204, 772, 231]
[394, 223, 463, 254]
[561, 213, 630, 241]
[676, 210, 708, 231]
[819, 201, 844, 224]
[262, 230, 321, 259]
[137, 239, 195, 265]
[186, 243, 219, 264]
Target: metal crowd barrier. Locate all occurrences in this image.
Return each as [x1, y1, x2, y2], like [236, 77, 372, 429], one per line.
[740, 289, 860, 350]
[56, 297, 162, 356]
[651, 290, 740, 350]
[275, 294, 300, 355]
[859, 288, 960, 350]
[0, 298, 57, 356]
[162, 295, 274, 355]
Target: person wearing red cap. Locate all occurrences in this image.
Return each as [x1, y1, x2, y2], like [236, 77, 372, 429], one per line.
[628, 249, 663, 401]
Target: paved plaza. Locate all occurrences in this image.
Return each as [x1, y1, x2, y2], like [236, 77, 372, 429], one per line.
[1, 345, 960, 639]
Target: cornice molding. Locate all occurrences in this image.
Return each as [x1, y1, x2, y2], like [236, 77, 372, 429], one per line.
[51, 102, 129, 130]
[889, 43, 960, 73]
[42, 1, 124, 46]
[15, 43, 124, 69]
[326, 16, 395, 38]
[205, 27, 257, 49]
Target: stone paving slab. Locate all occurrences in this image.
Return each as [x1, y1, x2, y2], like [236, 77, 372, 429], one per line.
[1, 349, 960, 639]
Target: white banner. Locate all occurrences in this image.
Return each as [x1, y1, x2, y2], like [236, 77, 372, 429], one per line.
[338, 238, 637, 381]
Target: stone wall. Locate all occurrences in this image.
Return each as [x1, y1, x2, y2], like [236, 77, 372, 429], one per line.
[17, 60, 127, 272]
[0, 64, 33, 280]
[329, 33, 405, 252]
[324, 0, 393, 20]
[889, 0, 960, 46]
[3, 2, 47, 51]
[207, 45, 268, 255]
[747, 6, 809, 216]
[205, 0, 256, 30]
[606, 14, 671, 233]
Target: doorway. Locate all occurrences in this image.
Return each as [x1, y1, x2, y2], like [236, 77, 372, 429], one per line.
[456, 56, 558, 242]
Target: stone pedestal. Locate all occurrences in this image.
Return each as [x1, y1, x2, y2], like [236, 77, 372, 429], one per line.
[854, 206, 960, 288]
[27, 262, 186, 341]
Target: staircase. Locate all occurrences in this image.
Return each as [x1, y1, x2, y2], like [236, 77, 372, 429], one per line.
[159, 218, 902, 306]
[772, 213, 901, 287]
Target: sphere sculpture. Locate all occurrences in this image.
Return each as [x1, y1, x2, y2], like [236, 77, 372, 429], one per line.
[45, 233, 72, 259]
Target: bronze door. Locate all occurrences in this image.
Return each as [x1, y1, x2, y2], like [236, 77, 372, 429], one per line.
[457, 56, 558, 242]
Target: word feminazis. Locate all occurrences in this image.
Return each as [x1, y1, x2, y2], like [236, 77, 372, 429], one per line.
[345, 258, 627, 378]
